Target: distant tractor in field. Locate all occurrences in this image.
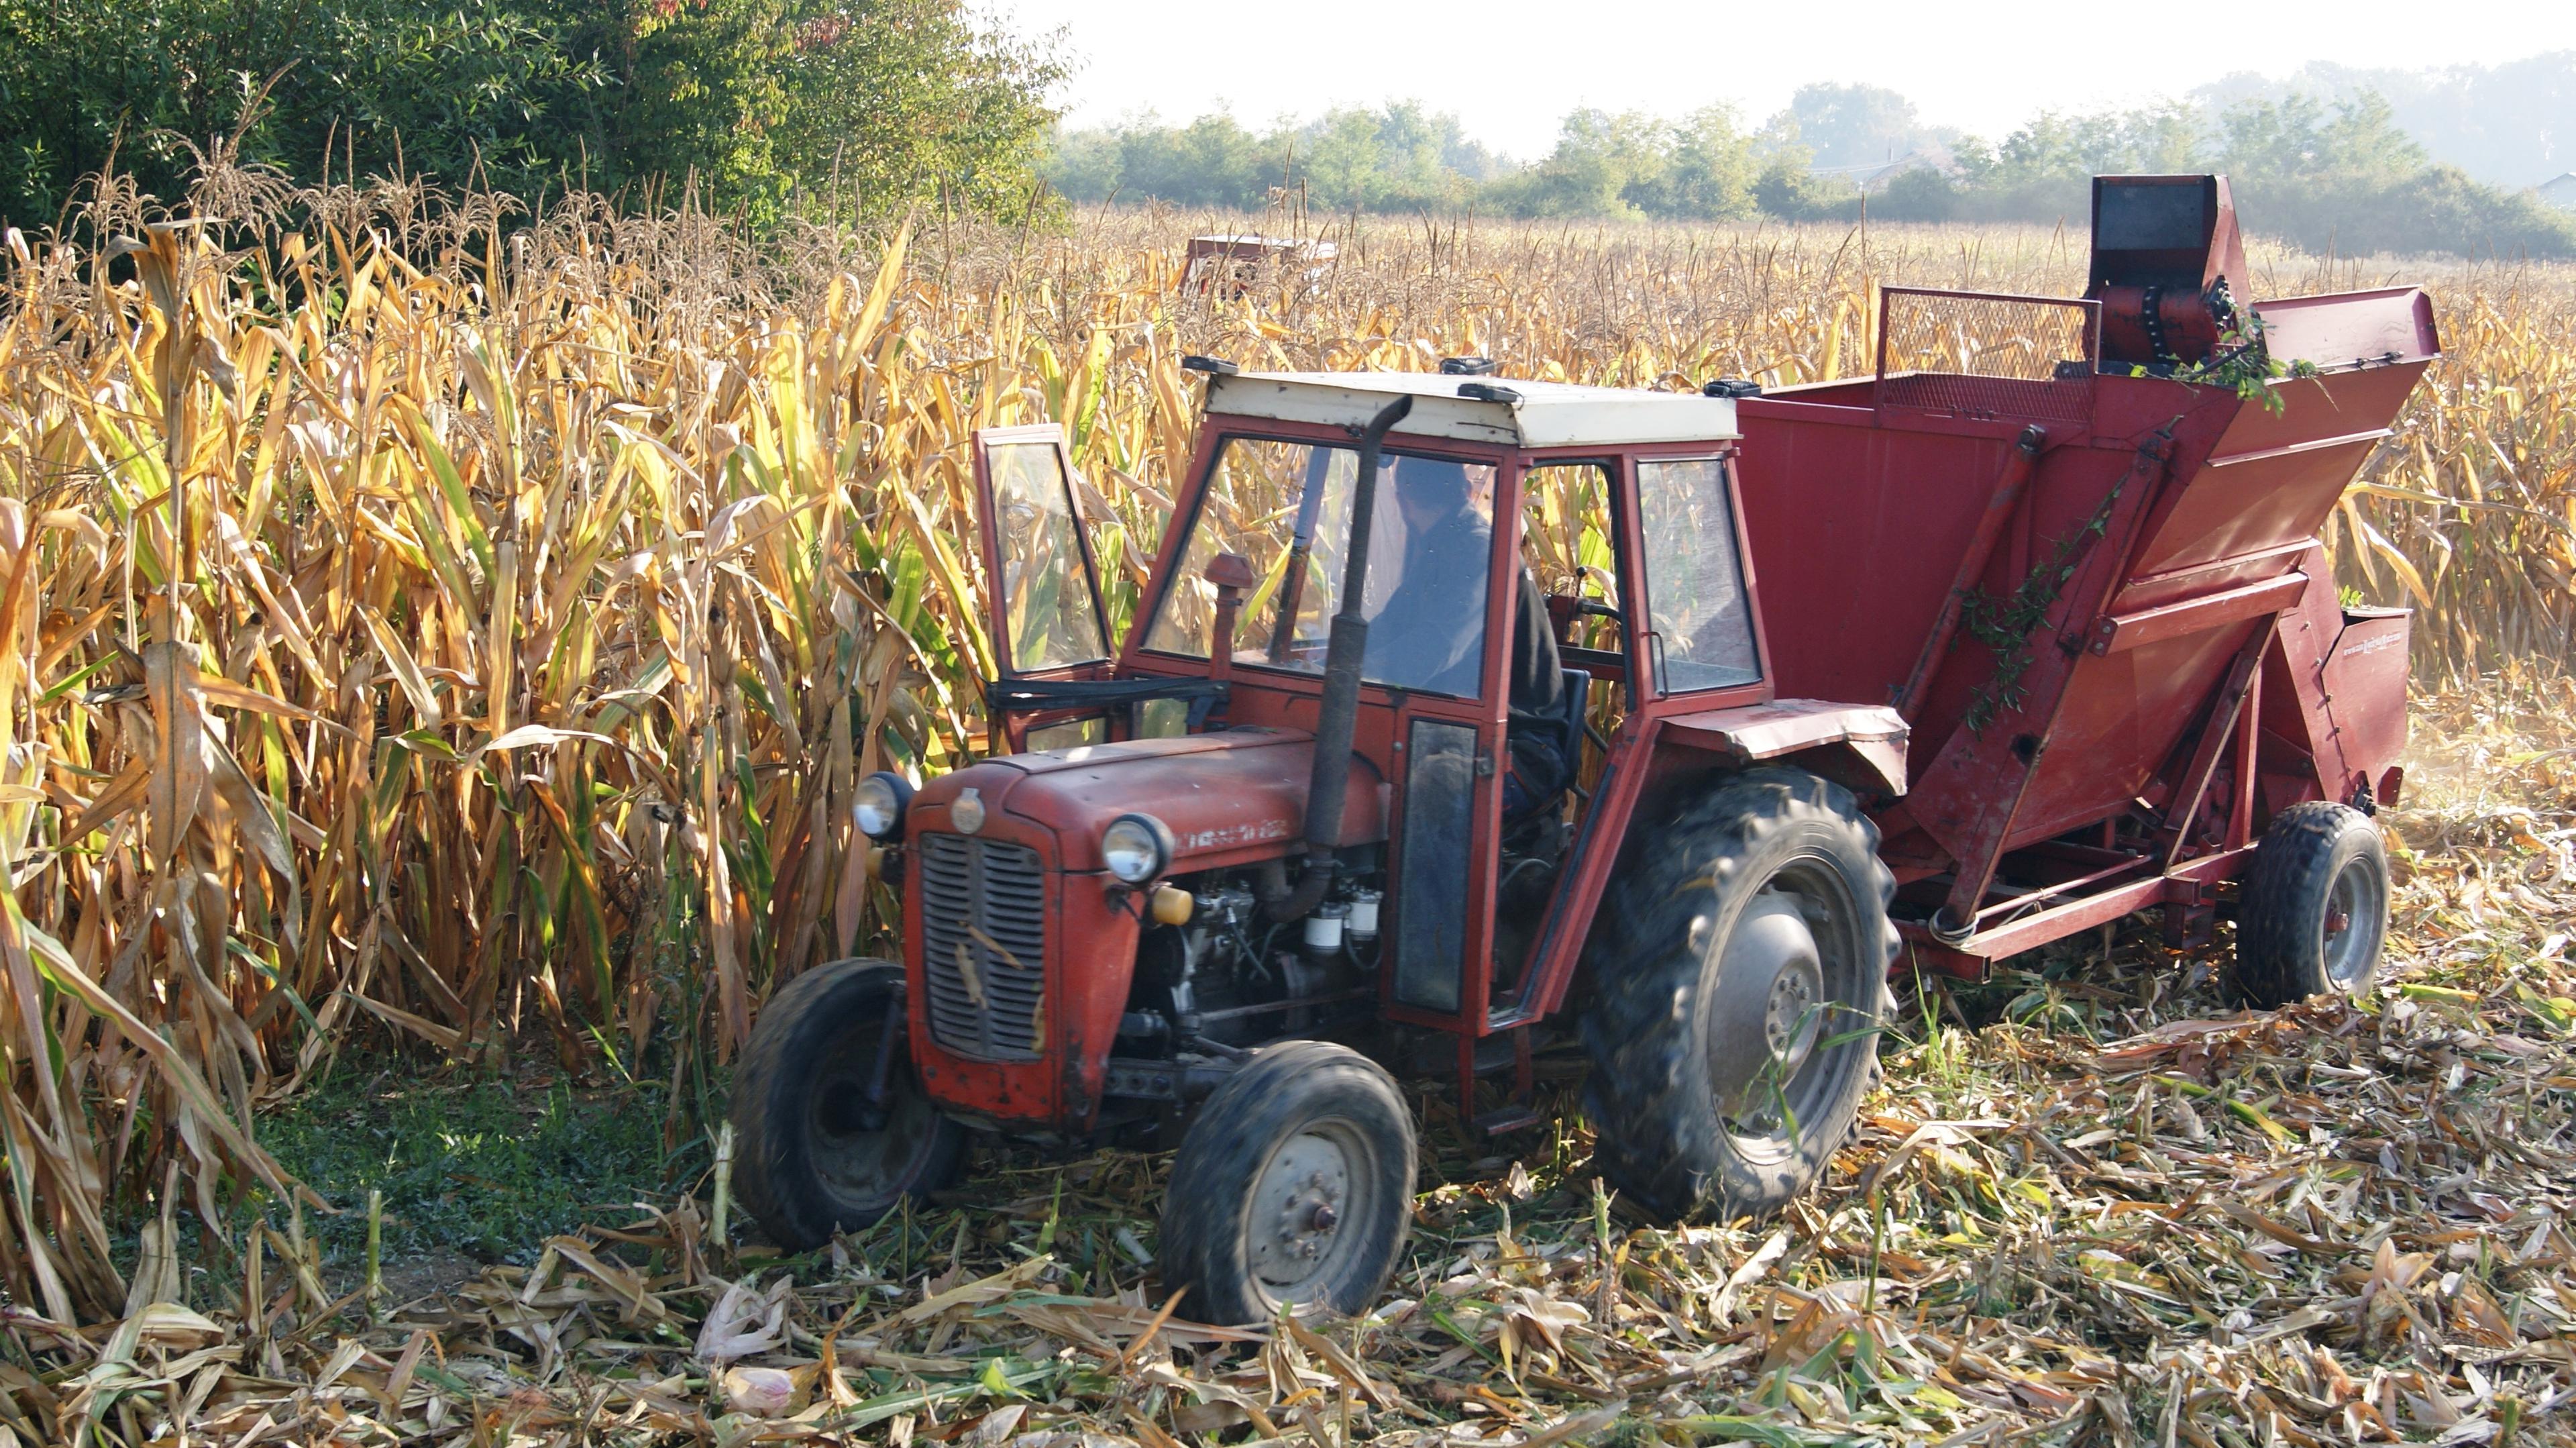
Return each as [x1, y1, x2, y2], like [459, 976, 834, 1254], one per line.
[1183, 233, 1336, 299]
[734, 175, 2432, 1323]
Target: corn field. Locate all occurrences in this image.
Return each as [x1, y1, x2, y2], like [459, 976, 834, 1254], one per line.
[0, 178, 2570, 1327]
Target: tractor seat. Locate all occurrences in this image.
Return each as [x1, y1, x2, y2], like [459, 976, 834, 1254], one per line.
[1504, 668, 1592, 825]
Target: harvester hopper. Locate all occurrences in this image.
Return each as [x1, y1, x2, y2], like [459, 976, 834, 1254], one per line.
[1735, 174, 2434, 980]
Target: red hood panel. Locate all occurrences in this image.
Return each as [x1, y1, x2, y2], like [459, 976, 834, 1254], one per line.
[914, 728, 1385, 872]
[978, 727, 1301, 775]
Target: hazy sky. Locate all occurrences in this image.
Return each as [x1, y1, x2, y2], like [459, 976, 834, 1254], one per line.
[990, 0, 2563, 160]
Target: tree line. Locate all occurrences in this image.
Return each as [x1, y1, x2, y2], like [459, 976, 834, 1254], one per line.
[1047, 82, 2576, 258]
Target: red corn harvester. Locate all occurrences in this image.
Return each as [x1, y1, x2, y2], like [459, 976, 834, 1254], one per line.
[731, 174, 2434, 1323]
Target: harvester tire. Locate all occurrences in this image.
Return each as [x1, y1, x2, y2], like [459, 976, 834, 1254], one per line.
[731, 958, 964, 1251]
[1159, 1040, 1416, 1325]
[1581, 766, 1896, 1223]
[2237, 801, 2387, 1006]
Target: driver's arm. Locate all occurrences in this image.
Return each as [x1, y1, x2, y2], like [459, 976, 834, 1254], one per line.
[1508, 567, 1565, 718]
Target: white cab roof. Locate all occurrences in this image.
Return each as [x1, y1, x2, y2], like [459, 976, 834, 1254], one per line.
[1203, 370, 1739, 450]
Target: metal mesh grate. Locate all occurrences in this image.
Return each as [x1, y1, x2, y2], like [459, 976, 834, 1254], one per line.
[918, 833, 1049, 1060]
[1876, 288, 2100, 423]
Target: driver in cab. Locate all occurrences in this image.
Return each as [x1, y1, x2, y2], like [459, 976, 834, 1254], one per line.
[1364, 456, 1570, 815]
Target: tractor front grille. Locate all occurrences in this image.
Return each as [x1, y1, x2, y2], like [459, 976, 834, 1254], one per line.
[917, 832, 1049, 1060]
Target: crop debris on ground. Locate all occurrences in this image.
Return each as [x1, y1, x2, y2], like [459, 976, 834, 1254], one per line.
[7, 677, 2571, 1445]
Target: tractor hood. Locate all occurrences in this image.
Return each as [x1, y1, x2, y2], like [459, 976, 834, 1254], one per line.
[910, 727, 1387, 873]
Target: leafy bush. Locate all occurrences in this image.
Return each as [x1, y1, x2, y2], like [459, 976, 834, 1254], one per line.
[2243, 166, 2576, 259]
[0, 0, 1061, 228]
[1752, 157, 1858, 223]
[1873, 166, 1958, 223]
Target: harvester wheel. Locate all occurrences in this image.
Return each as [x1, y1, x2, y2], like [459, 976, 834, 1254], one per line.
[731, 958, 963, 1251]
[2237, 802, 2387, 1006]
[1159, 1041, 1416, 1325]
[1581, 767, 1896, 1223]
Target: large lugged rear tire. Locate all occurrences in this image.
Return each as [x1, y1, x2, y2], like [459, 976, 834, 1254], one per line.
[732, 959, 965, 1251]
[1159, 1041, 1417, 1325]
[2236, 801, 2388, 1006]
[1581, 767, 1896, 1223]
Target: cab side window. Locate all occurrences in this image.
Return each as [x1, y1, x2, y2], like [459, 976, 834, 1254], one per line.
[1636, 458, 1760, 692]
[1520, 462, 1622, 655]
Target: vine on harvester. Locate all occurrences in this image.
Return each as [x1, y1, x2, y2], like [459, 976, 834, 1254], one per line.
[1955, 421, 2183, 734]
[2132, 305, 2324, 416]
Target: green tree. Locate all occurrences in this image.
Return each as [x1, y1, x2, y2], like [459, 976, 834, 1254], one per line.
[0, 0, 1060, 229]
[2217, 90, 2424, 181]
[1641, 106, 1756, 220]
[1752, 154, 1858, 222]
[1354, 102, 1483, 208]
[1299, 109, 1391, 209]
[1776, 83, 1928, 171]
[1487, 109, 1679, 219]
[1874, 165, 1956, 221]
[1121, 112, 1271, 208]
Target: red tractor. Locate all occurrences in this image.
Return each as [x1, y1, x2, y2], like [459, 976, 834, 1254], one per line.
[733, 176, 2436, 1323]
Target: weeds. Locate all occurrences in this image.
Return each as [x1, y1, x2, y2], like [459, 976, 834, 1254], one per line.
[246, 1062, 676, 1266]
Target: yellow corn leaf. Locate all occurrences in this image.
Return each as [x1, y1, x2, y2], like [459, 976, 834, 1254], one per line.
[141, 640, 207, 868]
[2351, 512, 2432, 607]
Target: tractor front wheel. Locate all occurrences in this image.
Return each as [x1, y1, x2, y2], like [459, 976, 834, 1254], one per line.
[2236, 801, 2388, 1006]
[1159, 1041, 1416, 1325]
[1581, 767, 1896, 1223]
[732, 958, 964, 1251]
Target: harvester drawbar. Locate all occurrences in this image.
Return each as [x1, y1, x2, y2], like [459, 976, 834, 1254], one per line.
[731, 174, 2434, 1325]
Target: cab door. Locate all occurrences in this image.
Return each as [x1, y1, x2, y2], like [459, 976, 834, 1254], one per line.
[1381, 458, 1519, 1029]
[971, 425, 1117, 751]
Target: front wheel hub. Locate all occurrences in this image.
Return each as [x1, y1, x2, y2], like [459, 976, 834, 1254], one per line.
[1253, 1136, 1352, 1287]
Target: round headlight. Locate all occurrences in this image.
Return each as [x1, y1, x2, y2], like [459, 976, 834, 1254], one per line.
[1102, 813, 1175, 885]
[853, 772, 912, 839]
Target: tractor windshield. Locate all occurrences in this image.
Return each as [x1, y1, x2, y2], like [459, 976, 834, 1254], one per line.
[1144, 437, 1495, 697]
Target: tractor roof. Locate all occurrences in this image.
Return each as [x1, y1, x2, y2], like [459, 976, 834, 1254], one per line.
[1203, 370, 1740, 450]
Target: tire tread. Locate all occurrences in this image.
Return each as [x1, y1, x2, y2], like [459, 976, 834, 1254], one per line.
[1160, 1041, 1416, 1325]
[1580, 767, 1896, 1222]
[731, 958, 961, 1249]
[2237, 801, 2385, 1006]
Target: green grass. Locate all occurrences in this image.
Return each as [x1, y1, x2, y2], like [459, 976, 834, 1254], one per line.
[250, 1059, 688, 1267]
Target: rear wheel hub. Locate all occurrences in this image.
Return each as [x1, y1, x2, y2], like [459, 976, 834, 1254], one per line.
[1708, 890, 1825, 1117]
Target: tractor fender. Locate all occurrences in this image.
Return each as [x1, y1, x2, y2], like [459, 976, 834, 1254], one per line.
[1657, 700, 1909, 800]
[1517, 701, 1909, 1024]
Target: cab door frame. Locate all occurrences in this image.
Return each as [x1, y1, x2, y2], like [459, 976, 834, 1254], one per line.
[971, 423, 1119, 752]
[1354, 440, 1517, 1035]
[1494, 440, 1775, 1031]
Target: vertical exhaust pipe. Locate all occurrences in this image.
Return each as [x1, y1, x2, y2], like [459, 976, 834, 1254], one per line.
[1264, 393, 1413, 920]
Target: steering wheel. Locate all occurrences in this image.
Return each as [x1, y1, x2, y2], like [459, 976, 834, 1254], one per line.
[1571, 566, 1624, 625]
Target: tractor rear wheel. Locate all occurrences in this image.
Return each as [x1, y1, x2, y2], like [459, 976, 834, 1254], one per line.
[2236, 801, 2388, 1006]
[1581, 767, 1896, 1223]
[1159, 1041, 1416, 1325]
[732, 958, 964, 1251]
